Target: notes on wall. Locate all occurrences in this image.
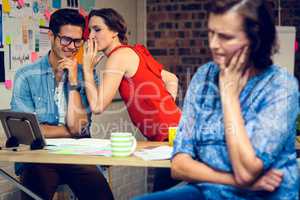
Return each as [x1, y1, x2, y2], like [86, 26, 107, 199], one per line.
[4, 79, 12, 89]
[0, 0, 53, 97]
[4, 17, 35, 70]
[2, 0, 11, 13]
[52, 0, 61, 9]
[1, 0, 52, 72]
[39, 27, 51, 56]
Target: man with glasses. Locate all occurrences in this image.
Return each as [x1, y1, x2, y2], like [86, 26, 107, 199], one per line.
[11, 8, 114, 200]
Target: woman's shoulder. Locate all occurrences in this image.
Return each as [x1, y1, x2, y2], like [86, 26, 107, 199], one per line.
[267, 64, 298, 91]
[106, 45, 140, 68]
[193, 61, 219, 80]
[108, 45, 138, 58]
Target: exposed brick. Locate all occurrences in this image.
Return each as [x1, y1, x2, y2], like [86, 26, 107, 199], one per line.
[149, 48, 168, 56]
[147, 0, 300, 107]
[178, 48, 191, 55]
[184, 22, 192, 29]
[181, 4, 202, 11]
[147, 40, 155, 47]
[154, 31, 162, 38]
[194, 21, 202, 28]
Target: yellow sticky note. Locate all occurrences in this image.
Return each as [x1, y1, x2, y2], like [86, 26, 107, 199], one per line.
[3, 0, 11, 13]
[5, 36, 11, 45]
[39, 18, 46, 26]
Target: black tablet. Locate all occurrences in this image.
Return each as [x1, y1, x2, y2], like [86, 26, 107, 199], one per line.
[0, 110, 46, 149]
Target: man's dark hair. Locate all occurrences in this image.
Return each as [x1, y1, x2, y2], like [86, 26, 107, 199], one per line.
[208, 0, 278, 69]
[49, 8, 85, 36]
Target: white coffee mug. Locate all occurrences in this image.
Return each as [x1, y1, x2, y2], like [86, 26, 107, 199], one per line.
[110, 132, 137, 157]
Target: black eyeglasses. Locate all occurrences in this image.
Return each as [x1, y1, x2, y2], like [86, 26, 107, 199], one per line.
[55, 34, 84, 48]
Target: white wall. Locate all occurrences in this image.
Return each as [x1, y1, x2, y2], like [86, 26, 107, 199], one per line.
[273, 26, 296, 74]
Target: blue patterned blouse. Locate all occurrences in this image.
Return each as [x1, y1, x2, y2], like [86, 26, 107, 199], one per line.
[173, 62, 299, 200]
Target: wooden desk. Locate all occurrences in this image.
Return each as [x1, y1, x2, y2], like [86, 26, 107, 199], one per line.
[0, 141, 171, 200]
[0, 141, 171, 168]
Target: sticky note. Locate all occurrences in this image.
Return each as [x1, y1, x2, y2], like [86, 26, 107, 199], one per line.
[17, 0, 25, 8]
[33, 1, 39, 13]
[295, 41, 299, 52]
[5, 36, 11, 45]
[44, 8, 51, 21]
[52, 0, 61, 9]
[3, 0, 11, 13]
[5, 80, 12, 90]
[31, 52, 39, 63]
[39, 18, 46, 27]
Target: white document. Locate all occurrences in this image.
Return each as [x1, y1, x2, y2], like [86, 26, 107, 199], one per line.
[45, 138, 110, 147]
[134, 146, 173, 161]
[45, 138, 111, 156]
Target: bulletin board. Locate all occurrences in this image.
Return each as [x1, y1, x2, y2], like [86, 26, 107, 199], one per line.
[0, 0, 54, 109]
[0, 0, 96, 109]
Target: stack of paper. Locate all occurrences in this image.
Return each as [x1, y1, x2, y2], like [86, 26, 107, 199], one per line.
[45, 138, 111, 156]
[134, 146, 173, 161]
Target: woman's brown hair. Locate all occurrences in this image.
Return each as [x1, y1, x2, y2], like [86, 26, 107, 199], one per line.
[89, 8, 128, 44]
[208, 0, 278, 69]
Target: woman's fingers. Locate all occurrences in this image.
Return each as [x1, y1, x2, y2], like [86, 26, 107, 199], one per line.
[270, 169, 283, 177]
[251, 169, 283, 192]
[219, 58, 227, 71]
[236, 46, 248, 72]
[94, 53, 104, 66]
[265, 176, 281, 187]
[262, 184, 276, 192]
[93, 39, 98, 56]
[269, 170, 283, 183]
[260, 170, 283, 191]
[227, 47, 243, 71]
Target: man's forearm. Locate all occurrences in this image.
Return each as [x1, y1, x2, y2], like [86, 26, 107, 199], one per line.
[40, 125, 71, 138]
[67, 90, 88, 135]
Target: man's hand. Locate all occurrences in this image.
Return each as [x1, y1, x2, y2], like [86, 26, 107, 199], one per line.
[58, 58, 78, 85]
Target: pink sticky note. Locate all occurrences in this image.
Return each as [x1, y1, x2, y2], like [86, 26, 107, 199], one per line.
[295, 41, 299, 52]
[5, 80, 12, 90]
[44, 8, 51, 21]
[17, 0, 25, 8]
[31, 52, 39, 62]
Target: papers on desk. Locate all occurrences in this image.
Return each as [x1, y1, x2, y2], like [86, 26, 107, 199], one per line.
[45, 138, 112, 156]
[134, 145, 173, 161]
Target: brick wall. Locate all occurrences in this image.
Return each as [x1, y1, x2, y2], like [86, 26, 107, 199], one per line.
[147, 0, 211, 106]
[147, 0, 300, 106]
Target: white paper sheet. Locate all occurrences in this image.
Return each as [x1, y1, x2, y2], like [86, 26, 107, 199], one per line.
[45, 138, 110, 147]
[134, 146, 173, 161]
